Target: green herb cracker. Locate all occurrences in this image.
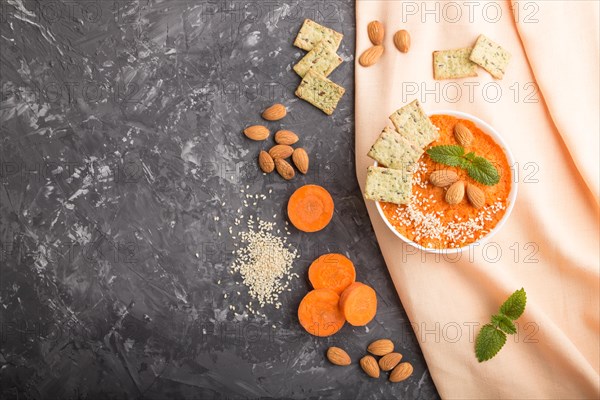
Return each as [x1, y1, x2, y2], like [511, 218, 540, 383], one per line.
[389, 100, 439, 148]
[469, 34, 511, 79]
[295, 69, 345, 115]
[367, 127, 424, 172]
[433, 47, 478, 80]
[364, 166, 412, 205]
[293, 40, 343, 78]
[294, 19, 343, 52]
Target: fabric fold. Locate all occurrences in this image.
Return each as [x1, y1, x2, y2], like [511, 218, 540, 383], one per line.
[355, 1, 600, 398]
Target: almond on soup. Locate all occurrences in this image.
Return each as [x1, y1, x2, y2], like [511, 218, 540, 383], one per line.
[381, 114, 512, 249]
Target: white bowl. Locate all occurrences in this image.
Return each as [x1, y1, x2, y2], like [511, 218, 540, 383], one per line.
[374, 110, 518, 254]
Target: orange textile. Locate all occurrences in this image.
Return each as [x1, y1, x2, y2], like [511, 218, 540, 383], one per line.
[355, 1, 600, 398]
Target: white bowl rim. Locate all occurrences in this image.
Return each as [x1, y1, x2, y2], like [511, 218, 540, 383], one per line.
[374, 109, 518, 254]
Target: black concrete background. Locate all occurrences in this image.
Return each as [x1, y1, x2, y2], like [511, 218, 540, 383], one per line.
[0, 1, 439, 398]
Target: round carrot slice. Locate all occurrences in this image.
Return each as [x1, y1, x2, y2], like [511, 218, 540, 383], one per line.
[298, 289, 345, 337]
[287, 184, 334, 233]
[339, 282, 377, 326]
[308, 253, 356, 295]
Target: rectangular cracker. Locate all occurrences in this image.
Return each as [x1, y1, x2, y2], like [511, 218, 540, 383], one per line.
[367, 127, 424, 172]
[293, 40, 343, 78]
[469, 34, 511, 79]
[389, 100, 439, 148]
[364, 166, 412, 205]
[295, 69, 345, 115]
[433, 47, 478, 80]
[293, 19, 343, 51]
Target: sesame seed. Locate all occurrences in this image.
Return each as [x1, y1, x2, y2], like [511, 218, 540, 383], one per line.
[385, 159, 507, 249]
[229, 196, 298, 311]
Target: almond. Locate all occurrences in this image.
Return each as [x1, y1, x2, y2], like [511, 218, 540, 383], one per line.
[359, 355, 380, 378]
[466, 183, 485, 209]
[326, 347, 351, 366]
[393, 30, 410, 53]
[367, 339, 394, 356]
[268, 144, 294, 159]
[243, 125, 269, 141]
[262, 103, 286, 121]
[359, 45, 384, 67]
[367, 21, 384, 45]
[378, 352, 403, 371]
[445, 181, 465, 205]
[292, 148, 309, 174]
[258, 151, 274, 173]
[274, 158, 295, 180]
[274, 130, 299, 145]
[389, 362, 413, 383]
[429, 170, 459, 187]
[454, 122, 473, 147]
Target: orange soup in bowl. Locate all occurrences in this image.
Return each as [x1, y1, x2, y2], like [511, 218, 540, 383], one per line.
[380, 114, 512, 250]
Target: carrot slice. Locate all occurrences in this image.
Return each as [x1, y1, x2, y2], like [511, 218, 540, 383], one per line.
[308, 253, 356, 295]
[339, 282, 377, 326]
[298, 289, 345, 337]
[287, 184, 334, 232]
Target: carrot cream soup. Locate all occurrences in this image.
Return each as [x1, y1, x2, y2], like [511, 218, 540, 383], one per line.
[381, 114, 512, 249]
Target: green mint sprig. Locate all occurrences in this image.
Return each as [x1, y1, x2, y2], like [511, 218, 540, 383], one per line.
[426, 145, 500, 186]
[475, 288, 527, 362]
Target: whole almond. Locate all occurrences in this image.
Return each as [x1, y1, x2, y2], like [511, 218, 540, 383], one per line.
[326, 347, 351, 366]
[269, 144, 294, 159]
[393, 30, 410, 53]
[445, 181, 465, 205]
[359, 45, 384, 67]
[367, 339, 394, 356]
[359, 355, 380, 378]
[389, 362, 413, 383]
[466, 183, 485, 209]
[429, 170, 459, 187]
[367, 21, 384, 45]
[292, 148, 309, 174]
[274, 158, 295, 180]
[258, 151, 274, 173]
[262, 103, 286, 121]
[244, 125, 269, 141]
[454, 122, 474, 147]
[274, 130, 299, 145]
[378, 352, 403, 371]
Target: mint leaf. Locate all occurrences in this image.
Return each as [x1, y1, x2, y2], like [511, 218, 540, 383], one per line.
[475, 324, 507, 362]
[426, 145, 464, 167]
[467, 156, 500, 186]
[427, 146, 500, 186]
[499, 288, 527, 320]
[491, 314, 517, 334]
[464, 152, 476, 162]
[474, 289, 527, 362]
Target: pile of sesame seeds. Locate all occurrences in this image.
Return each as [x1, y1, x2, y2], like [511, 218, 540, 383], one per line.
[228, 187, 299, 315]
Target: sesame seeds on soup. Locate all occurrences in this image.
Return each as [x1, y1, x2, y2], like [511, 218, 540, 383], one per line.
[381, 114, 512, 249]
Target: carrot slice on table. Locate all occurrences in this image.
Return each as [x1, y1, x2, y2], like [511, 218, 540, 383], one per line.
[287, 184, 334, 233]
[298, 289, 345, 337]
[308, 253, 356, 295]
[339, 282, 377, 326]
